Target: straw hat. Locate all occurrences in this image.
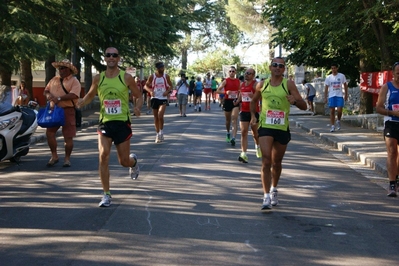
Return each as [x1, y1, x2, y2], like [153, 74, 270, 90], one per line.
[52, 59, 78, 75]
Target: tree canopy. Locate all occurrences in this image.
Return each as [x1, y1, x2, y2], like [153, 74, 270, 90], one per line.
[261, 0, 399, 85]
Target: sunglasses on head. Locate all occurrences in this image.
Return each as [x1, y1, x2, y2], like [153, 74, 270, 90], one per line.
[105, 53, 119, 58]
[271, 62, 285, 68]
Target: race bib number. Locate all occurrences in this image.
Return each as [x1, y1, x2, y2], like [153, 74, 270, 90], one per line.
[265, 110, 286, 125]
[241, 92, 251, 102]
[154, 85, 165, 98]
[104, 99, 122, 114]
[392, 104, 399, 111]
[229, 91, 238, 98]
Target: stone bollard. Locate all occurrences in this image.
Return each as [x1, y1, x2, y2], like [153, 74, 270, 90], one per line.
[314, 102, 326, 115]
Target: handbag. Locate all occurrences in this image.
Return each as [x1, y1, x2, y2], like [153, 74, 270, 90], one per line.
[37, 103, 65, 128]
[60, 79, 82, 127]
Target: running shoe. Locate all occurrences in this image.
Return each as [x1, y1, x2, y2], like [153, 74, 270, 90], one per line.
[155, 135, 161, 143]
[226, 134, 231, 143]
[261, 197, 272, 210]
[129, 153, 139, 180]
[271, 189, 278, 206]
[199, 106, 201, 112]
[238, 152, 248, 163]
[146, 110, 152, 115]
[336, 120, 341, 130]
[330, 125, 335, 132]
[230, 138, 235, 146]
[387, 184, 397, 197]
[99, 194, 111, 207]
[256, 146, 262, 158]
[159, 133, 164, 142]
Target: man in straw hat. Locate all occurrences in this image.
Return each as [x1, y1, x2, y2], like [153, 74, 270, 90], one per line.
[43, 59, 81, 168]
[78, 47, 142, 207]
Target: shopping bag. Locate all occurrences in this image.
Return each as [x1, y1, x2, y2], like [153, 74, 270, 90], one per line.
[37, 103, 65, 128]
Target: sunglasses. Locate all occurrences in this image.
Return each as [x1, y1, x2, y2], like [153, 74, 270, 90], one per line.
[105, 53, 119, 58]
[229, 70, 236, 73]
[59, 66, 69, 70]
[245, 72, 254, 75]
[271, 62, 285, 68]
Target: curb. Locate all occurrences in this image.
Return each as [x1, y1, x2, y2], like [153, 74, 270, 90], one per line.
[294, 120, 388, 179]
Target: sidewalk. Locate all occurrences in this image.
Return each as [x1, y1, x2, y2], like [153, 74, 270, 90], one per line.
[290, 107, 387, 179]
[31, 105, 389, 181]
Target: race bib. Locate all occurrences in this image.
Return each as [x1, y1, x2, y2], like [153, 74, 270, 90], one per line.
[241, 92, 251, 102]
[103, 99, 122, 115]
[265, 110, 286, 125]
[392, 104, 399, 111]
[229, 91, 238, 98]
[154, 85, 165, 98]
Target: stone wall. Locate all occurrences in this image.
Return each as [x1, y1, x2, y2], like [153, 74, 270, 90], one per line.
[296, 80, 384, 131]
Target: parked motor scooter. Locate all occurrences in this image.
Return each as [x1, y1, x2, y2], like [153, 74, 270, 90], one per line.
[0, 85, 38, 163]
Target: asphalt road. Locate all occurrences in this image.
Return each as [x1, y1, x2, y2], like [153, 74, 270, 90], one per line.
[0, 104, 398, 266]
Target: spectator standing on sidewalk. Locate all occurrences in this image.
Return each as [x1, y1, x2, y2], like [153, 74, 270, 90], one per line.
[43, 59, 81, 168]
[250, 57, 307, 210]
[144, 61, 173, 143]
[324, 63, 348, 132]
[176, 74, 189, 117]
[237, 68, 260, 163]
[376, 61, 399, 197]
[77, 47, 142, 207]
[303, 79, 316, 115]
[217, 66, 240, 146]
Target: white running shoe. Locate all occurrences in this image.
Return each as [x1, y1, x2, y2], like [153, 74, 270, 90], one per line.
[159, 133, 164, 142]
[99, 194, 111, 207]
[336, 120, 341, 130]
[271, 189, 278, 206]
[330, 125, 335, 132]
[261, 197, 272, 210]
[129, 153, 139, 180]
[155, 135, 161, 143]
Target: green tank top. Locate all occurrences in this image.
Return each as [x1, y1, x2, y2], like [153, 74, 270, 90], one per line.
[98, 70, 130, 123]
[259, 78, 290, 131]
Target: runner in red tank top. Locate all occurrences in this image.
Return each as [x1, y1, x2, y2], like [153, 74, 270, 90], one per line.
[237, 68, 260, 163]
[216, 66, 240, 146]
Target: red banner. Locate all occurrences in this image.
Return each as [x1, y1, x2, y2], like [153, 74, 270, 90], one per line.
[360, 71, 393, 94]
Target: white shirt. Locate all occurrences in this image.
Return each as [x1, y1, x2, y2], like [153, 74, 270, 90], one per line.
[325, 73, 347, 98]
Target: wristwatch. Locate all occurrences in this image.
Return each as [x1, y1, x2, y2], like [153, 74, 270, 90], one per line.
[57, 97, 61, 101]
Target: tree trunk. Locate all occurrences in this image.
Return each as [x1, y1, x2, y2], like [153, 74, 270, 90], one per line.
[181, 48, 188, 73]
[359, 57, 376, 114]
[0, 71, 12, 86]
[84, 55, 92, 93]
[362, 0, 393, 70]
[45, 55, 56, 86]
[20, 59, 33, 100]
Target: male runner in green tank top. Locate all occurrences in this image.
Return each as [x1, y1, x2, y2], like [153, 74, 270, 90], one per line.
[78, 47, 143, 207]
[250, 57, 307, 210]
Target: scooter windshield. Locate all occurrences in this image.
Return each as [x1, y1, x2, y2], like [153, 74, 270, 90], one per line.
[0, 85, 13, 114]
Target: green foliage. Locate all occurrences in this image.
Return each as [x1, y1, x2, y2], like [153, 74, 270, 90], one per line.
[261, 0, 399, 87]
[190, 49, 239, 77]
